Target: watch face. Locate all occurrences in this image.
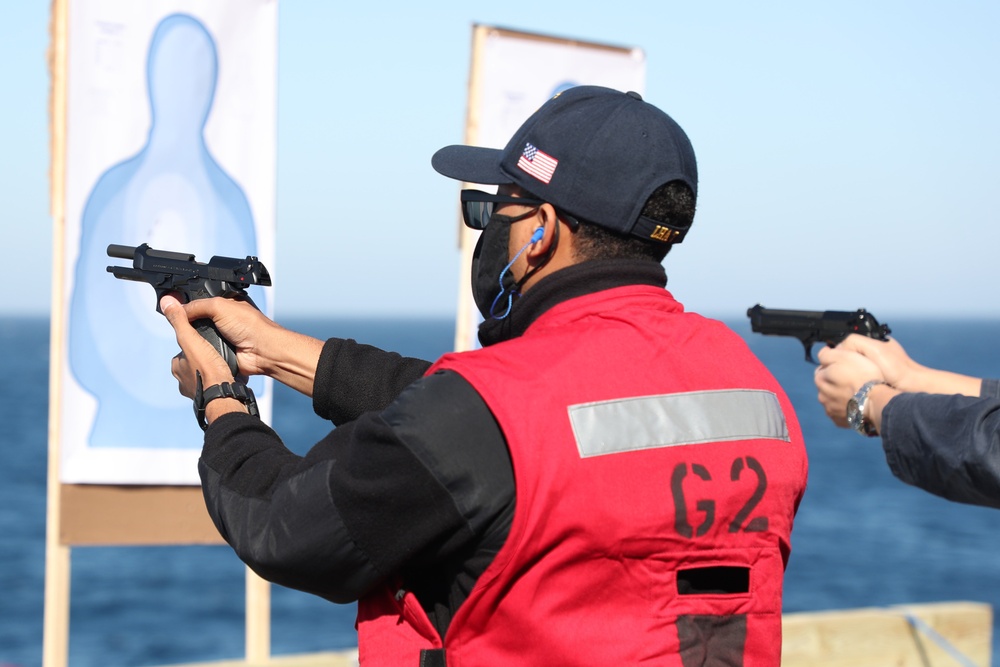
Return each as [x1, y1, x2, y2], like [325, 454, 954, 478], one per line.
[846, 397, 861, 427]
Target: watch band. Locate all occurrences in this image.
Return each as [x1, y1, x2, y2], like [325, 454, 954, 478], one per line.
[194, 371, 260, 431]
[846, 380, 885, 437]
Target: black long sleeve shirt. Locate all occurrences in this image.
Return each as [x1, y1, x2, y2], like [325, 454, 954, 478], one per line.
[198, 259, 669, 638]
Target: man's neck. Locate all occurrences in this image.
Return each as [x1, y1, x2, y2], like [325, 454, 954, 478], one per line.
[478, 258, 668, 347]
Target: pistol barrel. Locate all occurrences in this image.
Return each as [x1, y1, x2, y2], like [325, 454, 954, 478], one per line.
[107, 244, 136, 260]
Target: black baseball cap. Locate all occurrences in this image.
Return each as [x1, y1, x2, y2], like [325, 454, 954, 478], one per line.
[432, 85, 698, 244]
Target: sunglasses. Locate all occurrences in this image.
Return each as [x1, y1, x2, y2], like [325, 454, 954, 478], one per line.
[459, 190, 546, 230]
[459, 190, 582, 231]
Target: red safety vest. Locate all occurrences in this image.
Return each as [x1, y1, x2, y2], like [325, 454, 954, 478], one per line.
[357, 286, 808, 666]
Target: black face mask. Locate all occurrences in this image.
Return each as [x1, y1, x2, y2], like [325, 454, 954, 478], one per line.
[470, 220, 515, 320]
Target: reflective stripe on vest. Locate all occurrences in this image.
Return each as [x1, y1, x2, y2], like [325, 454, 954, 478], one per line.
[568, 389, 789, 458]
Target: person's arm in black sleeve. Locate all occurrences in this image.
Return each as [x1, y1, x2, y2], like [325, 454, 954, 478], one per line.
[881, 379, 1000, 509]
[198, 414, 382, 603]
[312, 338, 433, 425]
[199, 369, 512, 607]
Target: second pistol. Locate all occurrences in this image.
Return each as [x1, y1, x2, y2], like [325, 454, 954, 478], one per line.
[746, 304, 891, 363]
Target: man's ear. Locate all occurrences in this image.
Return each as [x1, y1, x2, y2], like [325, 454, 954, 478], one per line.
[526, 203, 560, 258]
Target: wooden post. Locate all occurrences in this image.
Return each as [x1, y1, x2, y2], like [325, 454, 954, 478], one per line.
[451, 25, 488, 353]
[245, 571, 271, 661]
[43, 0, 70, 664]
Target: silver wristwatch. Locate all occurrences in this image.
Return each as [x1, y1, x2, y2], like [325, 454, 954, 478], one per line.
[846, 380, 884, 437]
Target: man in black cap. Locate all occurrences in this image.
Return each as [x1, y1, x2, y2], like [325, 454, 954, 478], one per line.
[161, 85, 808, 666]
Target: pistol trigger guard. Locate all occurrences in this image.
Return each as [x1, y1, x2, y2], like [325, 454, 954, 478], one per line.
[153, 288, 169, 315]
[803, 343, 817, 365]
[152, 287, 187, 315]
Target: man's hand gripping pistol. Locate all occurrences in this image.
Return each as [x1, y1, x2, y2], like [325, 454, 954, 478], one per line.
[107, 243, 272, 376]
[746, 304, 891, 363]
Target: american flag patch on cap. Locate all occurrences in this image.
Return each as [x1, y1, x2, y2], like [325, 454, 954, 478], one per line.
[517, 143, 558, 184]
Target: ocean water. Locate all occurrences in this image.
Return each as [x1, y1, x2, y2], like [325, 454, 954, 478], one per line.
[3, 314, 1000, 666]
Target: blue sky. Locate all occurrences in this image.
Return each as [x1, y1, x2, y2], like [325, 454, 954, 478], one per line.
[2, 1, 998, 319]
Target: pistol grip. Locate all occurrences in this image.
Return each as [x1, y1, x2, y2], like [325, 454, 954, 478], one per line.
[193, 318, 239, 377]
